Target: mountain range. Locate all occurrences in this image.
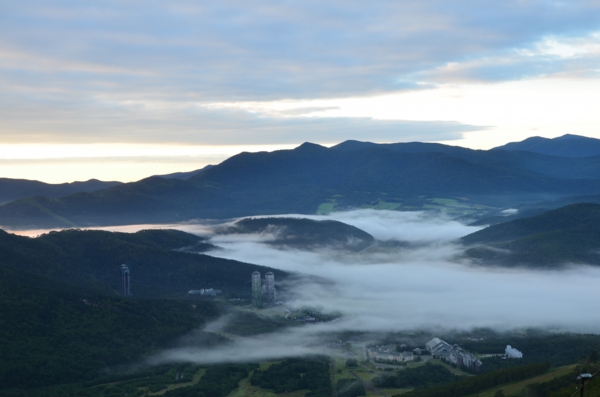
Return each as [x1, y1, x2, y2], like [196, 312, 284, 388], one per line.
[0, 178, 121, 205]
[3, 134, 600, 229]
[493, 134, 600, 157]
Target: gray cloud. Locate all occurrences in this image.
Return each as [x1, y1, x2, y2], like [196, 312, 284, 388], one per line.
[0, 101, 481, 144]
[178, 209, 600, 333]
[2, 1, 599, 146]
[3, 1, 599, 99]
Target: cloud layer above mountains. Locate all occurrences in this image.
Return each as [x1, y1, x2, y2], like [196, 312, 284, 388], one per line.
[2, 1, 600, 150]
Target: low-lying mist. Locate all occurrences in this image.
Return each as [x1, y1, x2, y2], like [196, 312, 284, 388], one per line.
[148, 209, 600, 366]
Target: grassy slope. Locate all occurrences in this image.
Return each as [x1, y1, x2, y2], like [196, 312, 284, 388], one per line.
[469, 364, 577, 397]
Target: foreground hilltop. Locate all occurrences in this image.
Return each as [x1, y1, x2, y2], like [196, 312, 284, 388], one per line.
[3, 135, 600, 228]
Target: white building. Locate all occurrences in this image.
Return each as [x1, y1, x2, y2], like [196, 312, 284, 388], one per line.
[368, 345, 415, 363]
[426, 338, 452, 357]
[426, 338, 483, 372]
[505, 345, 523, 358]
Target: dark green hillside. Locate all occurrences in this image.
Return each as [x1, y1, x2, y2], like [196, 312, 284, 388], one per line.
[462, 203, 600, 266]
[5, 140, 600, 228]
[224, 217, 375, 250]
[0, 264, 221, 391]
[0, 228, 288, 297]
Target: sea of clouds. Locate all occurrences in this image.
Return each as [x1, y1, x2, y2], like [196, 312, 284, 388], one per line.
[145, 209, 600, 365]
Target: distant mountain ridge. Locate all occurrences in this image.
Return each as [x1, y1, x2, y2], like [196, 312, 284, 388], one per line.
[493, 134, 600, 157]
[4, 137, 600, 228]
[0, 178, 121, 204]
[154, 164, 214, 180]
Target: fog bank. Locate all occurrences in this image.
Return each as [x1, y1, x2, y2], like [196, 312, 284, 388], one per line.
[147, 209, 600, 365]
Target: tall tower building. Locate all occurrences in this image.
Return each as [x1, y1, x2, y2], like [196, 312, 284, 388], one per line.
[252, 271, 262, 308]
[264, 272, 275, 307]
[120, 264, 131, 296]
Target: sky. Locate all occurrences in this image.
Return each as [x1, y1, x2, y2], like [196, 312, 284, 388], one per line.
[2, 1, 600, 182]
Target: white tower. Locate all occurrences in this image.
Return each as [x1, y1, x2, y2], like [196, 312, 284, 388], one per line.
[252, 271, 262, 307]
[264, 272, 275, 307]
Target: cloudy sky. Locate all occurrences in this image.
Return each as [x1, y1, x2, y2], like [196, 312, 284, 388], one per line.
[2, 1, 600, 182]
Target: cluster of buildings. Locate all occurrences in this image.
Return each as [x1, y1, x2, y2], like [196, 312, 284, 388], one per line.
[187, 288, 222, 296]
[252, 271, 276, 308]
[426, 338, 484, 372]
[368, 345, 415, 363]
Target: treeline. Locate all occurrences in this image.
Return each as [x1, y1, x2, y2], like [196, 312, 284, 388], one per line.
[373, 363, 463, 390]
[250, 356, 332, 396]
[395, 362, 550, 397]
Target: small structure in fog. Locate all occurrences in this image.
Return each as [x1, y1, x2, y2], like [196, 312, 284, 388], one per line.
[188, 288, 222, 296]
[120, 264, 131, 296]
[505, 345, 523, 358]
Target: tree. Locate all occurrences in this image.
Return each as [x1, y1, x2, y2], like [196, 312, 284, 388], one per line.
[494, 389, 505, 397]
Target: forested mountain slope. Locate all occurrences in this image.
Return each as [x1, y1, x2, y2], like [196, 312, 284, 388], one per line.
[4, 138, 600, 228]
[222, 217, 375, 251]
[0, 177, 121, 204]
[0, 228, 288, 297]
[0, 263, 222, 391]
[462, 203, 600, 266]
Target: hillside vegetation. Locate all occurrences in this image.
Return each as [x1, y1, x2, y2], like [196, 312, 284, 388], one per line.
[0, 264, 222, 391]
[0, 228, 288, 297]
[461, 203, 600, 267]
[223, 217, 375, 251]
